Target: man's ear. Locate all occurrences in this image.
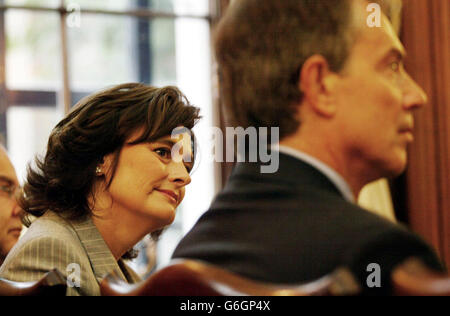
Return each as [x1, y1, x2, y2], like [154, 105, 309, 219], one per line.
[299, 55, 338, 118]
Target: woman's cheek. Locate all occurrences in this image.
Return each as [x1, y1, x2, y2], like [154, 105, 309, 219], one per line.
[178, 188, 186, 205]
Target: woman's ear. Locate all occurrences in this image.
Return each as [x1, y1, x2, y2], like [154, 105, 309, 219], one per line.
[95, 165, 103, 176]
[96, 154, 114, 178]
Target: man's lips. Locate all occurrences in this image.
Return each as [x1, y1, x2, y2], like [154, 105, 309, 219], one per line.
[399, 128, 414, 142]
[399, 127, 414, 133]
[8, 227, 22, 236]
[155, 189, 179, 204]
[399, 120, 414, 133]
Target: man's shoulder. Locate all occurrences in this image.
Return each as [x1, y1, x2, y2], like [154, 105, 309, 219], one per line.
[183, 179, 402, 254]
[215, 173, 351, 217]
[175, 180, 444, 289]
[193, 182, 441, 259]
[223, 155, 351, 206]
[340, 216, 445, 294]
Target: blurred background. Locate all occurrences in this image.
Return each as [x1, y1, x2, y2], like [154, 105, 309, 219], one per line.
[0, 0, 448, 276]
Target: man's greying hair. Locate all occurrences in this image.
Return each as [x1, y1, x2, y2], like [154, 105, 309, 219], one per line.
[215, 0, 402, 140]
[375, 0, 403, 34]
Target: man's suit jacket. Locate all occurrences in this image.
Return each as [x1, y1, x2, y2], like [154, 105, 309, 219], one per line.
[0, 211, 140, 296]
[173, 153, 445, 295]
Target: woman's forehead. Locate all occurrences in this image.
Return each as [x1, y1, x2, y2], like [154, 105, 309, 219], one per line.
[159, 132, 192, 143]
[127, 126, 193, 142]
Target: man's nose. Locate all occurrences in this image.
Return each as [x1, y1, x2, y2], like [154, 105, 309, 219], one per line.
[11, 200, 22, 217]
[403, 73, 428, 110]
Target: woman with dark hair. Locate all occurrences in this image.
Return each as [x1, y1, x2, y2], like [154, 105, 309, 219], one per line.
[0, 83, 200, 296]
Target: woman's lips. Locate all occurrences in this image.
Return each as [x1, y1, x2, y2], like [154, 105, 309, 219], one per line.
[155, 189, 178, 204]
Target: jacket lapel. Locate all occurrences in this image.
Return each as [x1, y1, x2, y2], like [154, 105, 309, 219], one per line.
[70, 217, 129, 284]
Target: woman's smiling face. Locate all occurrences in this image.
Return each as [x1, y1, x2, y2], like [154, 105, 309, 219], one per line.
[100, 131, 193, 229]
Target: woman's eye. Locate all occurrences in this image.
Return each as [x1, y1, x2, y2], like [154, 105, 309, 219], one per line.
[155, 148, 171, 159]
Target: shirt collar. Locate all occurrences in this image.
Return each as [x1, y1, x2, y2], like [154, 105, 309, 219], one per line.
[273, 144, 355, 203]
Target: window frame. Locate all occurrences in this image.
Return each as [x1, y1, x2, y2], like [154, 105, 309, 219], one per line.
[0, 0, 217, 147]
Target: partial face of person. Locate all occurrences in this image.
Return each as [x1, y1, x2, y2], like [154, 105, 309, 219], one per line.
[102, 131, 193, 229]
[332, 1, 427, 179]
[0, 148, 22, 258]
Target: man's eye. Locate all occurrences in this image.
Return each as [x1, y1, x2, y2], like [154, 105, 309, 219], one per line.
[390, 61, 400, 72]
[0, 185, 14, 195]
[155, 148, 171, 159]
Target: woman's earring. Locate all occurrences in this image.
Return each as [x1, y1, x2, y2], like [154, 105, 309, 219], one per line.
[96, 166, 103, 176]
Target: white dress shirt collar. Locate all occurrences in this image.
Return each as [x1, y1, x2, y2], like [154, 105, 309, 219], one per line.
[273, 144, 355, 203]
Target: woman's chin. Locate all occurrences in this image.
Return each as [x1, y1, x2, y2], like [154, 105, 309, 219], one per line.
[146, 207, 177, 228]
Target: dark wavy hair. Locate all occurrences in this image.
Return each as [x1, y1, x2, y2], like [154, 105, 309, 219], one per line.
[20, 83, 200, 256]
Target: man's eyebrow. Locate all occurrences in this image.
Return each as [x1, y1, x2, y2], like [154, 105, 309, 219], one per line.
[0, 175, 14, 185]
[385, 47, 407, 60]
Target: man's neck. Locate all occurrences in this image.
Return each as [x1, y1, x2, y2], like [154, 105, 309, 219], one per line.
[279, 136, 368, 199]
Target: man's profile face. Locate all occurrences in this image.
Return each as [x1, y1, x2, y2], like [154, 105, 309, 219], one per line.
[332, 1, 427, 180]
[0, 148, 22, 258]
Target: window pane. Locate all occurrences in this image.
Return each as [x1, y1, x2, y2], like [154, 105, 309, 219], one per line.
[67, 0, 135, 11]
[150, 18, 176, 86]
[5, 10, 61, 90]
[68, 15, 178, 91]
[174, 0, 209, 16]
[5, 0, 60, 7]
[68, 15, 138, 91]
[67, 0, 209, 16]
[6, 106, 62, 183]
[147, 0, 173, 13]
[152, 0, 209, 16]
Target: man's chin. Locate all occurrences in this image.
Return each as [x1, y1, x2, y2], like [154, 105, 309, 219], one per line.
[0, 245, 10, 259]
[3, 239, 19, 254]
[382, 149, 408, 176]
[371, 156, 408, 181]
[386, 159, 408, 178]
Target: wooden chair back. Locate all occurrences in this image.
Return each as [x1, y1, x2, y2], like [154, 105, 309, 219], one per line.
[392, 258, 450, 296]
[101, 259, 361, 296]
[0, 269, 67, 296]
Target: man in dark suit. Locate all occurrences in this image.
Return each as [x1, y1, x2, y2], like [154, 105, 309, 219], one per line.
[172, 0, 445, 294]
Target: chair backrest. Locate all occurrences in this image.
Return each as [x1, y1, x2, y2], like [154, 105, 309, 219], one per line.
[0, 269, 67, 296]
[100, 259, 361, 296]
[392, 257, 450, 296]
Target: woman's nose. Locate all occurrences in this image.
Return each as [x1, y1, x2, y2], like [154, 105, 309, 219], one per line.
[168, 162, 191, 187]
